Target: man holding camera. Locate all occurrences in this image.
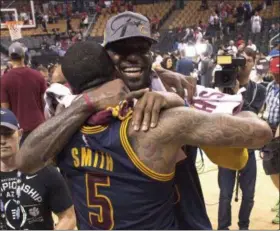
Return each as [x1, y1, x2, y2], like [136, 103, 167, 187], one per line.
[217, 47, 266, 230]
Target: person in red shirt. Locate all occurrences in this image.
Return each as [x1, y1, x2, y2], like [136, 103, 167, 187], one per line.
[1, 42, 47, 145]
[236, 34, 245, 48]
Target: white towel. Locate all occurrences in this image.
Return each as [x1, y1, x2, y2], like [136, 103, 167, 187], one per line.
[151, 77, 243, 115]
[44, 83, 77, 119]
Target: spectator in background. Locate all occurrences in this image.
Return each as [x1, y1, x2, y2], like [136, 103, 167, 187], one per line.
[247, 39, 257, 51]
[209, 11, 219, 26]
[269, 24, 279, 38]
[269, 42, 280, 57]
[251, 11, 262, 34]
[0, 42, 47, 145]
[0, 108, 76, 230]
[236, 3, 245, 25]
[247, 39, 257, 52]
[262, 56, 280, 225]
[198, 49, 214, 87]
[66, 16, 72, 33]
[37, 65, 50, 85]
[151, 15, 160, 32]
[41, 13, 48, 32]
[198, 20, 206, 32]
[88, 1, 95, 14]
[226, 40, 238, 57]
[41, 38, 50, 50]
[161, 56, 174, 71]
[263, 56, 280, 134]
[176, 50, 194, 76]
[254, 0, 266, 13]
[244, 0, 252, 21]
[178, 39, 186, 55]
[199, 0, 209, 10]
[237, 42, 246, 55]
[236, 34, 245, 48]
[82, 12, 89, 28]
[194, 27, 203, 44]
[127, 1, 134, 11]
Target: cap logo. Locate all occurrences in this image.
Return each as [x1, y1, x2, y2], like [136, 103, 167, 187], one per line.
[139, 25, 149, 35]
[111, 16, 147, 38]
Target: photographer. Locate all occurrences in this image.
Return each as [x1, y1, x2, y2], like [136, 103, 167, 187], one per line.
[217, 47, 266, 230]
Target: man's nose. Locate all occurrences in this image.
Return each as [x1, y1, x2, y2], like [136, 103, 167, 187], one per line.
[125, 54, 140, 63]
[0, 135, 7, 145]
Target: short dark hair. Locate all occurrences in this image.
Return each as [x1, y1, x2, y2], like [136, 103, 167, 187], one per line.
[10, 53, 23, 61]
[243, 47, 256, 61]
[61, 41, 115, 93]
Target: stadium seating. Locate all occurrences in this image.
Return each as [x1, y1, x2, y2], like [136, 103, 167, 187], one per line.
[162, 0, 268, 30]
[91, 2, 174, 37]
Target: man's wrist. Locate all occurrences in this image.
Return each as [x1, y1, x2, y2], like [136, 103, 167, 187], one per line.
[74, 95, 95, 114]
[83, 93, 95, 111]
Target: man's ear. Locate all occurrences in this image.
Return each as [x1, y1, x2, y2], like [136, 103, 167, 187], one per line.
[18, 129, 23, 140]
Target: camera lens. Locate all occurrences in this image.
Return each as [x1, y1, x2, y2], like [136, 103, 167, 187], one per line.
[222, 75, 230, 83]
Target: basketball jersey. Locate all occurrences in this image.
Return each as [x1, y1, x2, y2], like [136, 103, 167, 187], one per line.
[57, 116, 177, 230]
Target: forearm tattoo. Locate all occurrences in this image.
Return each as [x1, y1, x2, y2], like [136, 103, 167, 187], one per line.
[17, 97, 90, 173]
[127, 107, 273, 174]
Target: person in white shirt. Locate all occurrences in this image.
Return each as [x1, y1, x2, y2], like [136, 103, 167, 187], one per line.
[209, 11, 218, 26]
[178, 40, 187, 58]
[247, 39, 257, 51]
[195, 27, 203, 44]
[226, 40, 238, 57]
[251, 11, 262, 33]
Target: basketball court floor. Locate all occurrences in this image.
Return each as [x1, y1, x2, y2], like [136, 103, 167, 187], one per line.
[199, 152, 279, 230]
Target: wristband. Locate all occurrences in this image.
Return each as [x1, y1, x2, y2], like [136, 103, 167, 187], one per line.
[83, 93, 94, 111]
[184, 99, 189, 107]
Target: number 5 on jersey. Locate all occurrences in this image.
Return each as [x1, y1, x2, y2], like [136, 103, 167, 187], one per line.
[85, 173, 114, 229]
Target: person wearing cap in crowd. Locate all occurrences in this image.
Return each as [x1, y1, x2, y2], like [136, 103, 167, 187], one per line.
[262, 56, 280, 225]
[268, 41, 280, 58]
[15, 12, 272, 230]
[0, 42, 47, 145]
[0, 108, 76, 230]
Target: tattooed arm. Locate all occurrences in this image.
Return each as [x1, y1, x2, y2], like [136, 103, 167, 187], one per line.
[127, 107, 273, 174]
[154, 108, 272, 149]
[16, 79, 130, 174]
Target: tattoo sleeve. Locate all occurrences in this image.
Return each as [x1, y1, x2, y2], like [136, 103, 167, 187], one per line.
[153, 107, 273, 150]
[16, 96, 91, 174]
[127, 123, 177, 174]
[129, 107, 273, 173]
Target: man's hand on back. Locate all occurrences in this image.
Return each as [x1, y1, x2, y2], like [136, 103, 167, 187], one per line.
[82, 79, 185, 132]
[126, 91, 184, 131]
